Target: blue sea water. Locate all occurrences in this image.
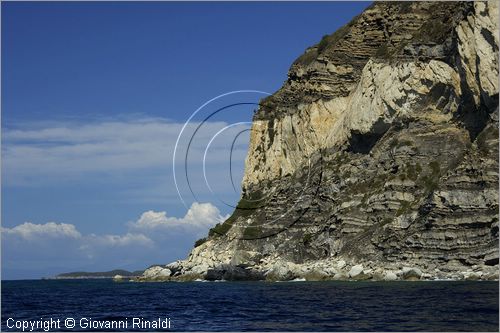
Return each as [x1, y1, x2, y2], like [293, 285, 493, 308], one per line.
[1, 279, 498, 331]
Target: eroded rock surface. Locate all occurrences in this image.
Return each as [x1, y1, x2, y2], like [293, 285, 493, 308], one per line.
[141, 1, 499, 282]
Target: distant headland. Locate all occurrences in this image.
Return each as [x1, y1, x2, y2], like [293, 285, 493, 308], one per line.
[46, 269, 144, 280]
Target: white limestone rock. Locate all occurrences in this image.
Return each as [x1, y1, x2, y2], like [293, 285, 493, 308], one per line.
[142, 266, 172, 279]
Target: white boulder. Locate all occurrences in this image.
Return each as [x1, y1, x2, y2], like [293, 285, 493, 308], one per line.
[401, 267, 422, 280]
[383, 271, 398, 281]
[349, 264, 364, 278]
[142, 266, 172, 278]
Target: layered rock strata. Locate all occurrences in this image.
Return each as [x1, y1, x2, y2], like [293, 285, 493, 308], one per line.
[141, 1, 499, 281]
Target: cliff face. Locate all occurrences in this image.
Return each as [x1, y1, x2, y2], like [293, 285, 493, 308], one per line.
[158, 1, 499, 281]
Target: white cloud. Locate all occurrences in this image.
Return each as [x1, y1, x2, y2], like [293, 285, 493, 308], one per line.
[85, 233, 154, 248]
[132, 202, 229, 230]
[2, 118, 250, 187]
[1, 222, 81, 240]
[1, 222, 153, 248]
[1, 202, 230, 279]
[2, 201, 227, 251]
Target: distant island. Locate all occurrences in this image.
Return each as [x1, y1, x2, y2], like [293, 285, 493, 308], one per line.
[48, 269, 144, 279]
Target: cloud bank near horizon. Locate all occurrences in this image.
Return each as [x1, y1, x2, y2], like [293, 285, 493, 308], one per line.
[1, 202, 227, 279]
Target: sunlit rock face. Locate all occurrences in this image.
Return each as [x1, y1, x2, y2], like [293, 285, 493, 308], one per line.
[155, 1, 499, 281]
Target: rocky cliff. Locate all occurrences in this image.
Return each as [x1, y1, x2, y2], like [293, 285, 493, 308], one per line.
[143, 1, 499, 281]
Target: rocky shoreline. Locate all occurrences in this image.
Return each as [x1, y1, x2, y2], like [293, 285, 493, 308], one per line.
[131, 259, 499, 282]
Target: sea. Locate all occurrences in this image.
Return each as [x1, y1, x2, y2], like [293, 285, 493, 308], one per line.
[1, 279, 498, 332]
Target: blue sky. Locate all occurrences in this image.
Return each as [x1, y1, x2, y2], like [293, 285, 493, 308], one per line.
[1, 1, 370, 279]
